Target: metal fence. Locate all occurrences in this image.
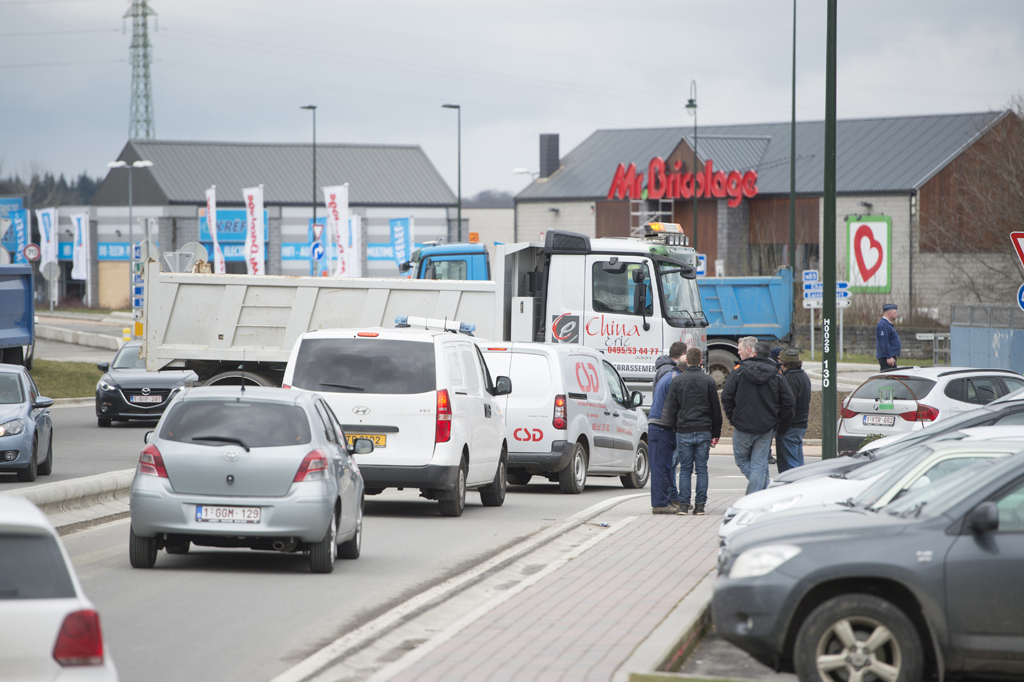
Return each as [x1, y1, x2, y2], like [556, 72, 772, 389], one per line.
[951, 304, 1024, 328]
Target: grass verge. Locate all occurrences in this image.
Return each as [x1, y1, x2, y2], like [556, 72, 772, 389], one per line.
[30, 359, 101, 399]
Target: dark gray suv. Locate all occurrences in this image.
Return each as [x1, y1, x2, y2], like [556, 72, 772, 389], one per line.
[713, 451, 1024, 682]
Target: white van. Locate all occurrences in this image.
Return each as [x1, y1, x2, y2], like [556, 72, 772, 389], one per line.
[282, 323, 512, 517]
[477, 342, 649, 494]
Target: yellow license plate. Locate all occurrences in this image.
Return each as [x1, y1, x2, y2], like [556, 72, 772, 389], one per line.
[346, 433, 386, 448]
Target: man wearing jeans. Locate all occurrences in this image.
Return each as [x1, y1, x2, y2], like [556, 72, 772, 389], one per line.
[662, 347, 722, 515]
[721, 338, 794, 494]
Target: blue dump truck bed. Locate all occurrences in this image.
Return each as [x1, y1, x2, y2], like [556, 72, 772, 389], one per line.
[0, 264, 35, 367]
[698, 268, 793, 338]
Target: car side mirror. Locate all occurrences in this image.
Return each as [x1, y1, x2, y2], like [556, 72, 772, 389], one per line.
[348, 437, 374, 455]
[631, 391, 644, 408]
[967, 501, 999, 534]
[144, 430, 154, 444]
[494, 376, 513, 396]
[33, 397, 54, 409]
[97, 362, 109, 372]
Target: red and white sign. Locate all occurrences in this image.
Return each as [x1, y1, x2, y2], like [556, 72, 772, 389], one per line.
[22, 243, 40, 262]
[607, 157, 758, 208]
[322, 184, 354, 278]
[847, 217, 890, 290]
[242, 185, 266, 276]
[1010, 231, 1024, 272]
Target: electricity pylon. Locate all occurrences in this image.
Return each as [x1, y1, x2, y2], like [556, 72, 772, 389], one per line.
[124, 0, 156, 139]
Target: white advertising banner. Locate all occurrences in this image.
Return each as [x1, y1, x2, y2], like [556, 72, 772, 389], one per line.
[242, 185, 266, 275]
[36, 207, 58, 267]
[346, 213, 362, 278]
[70, 212, 90, 281]
[205, 186, 226, 274]
[322, 184, 350, 277]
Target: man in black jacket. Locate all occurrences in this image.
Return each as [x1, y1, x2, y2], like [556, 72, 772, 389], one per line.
[776, 347, 811, 472]
[662, 346, 722, 515]
[721, 338, 794, 494]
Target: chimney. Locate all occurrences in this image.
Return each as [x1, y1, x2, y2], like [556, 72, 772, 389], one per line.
[539, 134, 559, 178]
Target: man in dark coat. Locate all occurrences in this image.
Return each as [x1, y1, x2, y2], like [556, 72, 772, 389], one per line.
[876, 303, 901, 370]
[721, 338, 794, 494]
[776, 348, 811, 473]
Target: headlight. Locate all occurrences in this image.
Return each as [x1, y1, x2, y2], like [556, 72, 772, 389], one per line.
[0, 419, 25, 437]
[729, 544, 801, 579]
[99, 381, 116, 392]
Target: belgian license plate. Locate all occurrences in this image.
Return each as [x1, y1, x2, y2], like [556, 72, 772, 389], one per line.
[195, 505, 261, 523]
[863, 415, 896, 427]
[346, 433, 386, 448]
[131, 395, 162, 404]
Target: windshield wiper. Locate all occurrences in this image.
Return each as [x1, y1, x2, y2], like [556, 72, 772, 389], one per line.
[320, 381, 364, 392]
[191, 435, 250, 451]
[836, 497, 856, 507]
[896, 501, 928, 518]
[829, 471, 848, 479]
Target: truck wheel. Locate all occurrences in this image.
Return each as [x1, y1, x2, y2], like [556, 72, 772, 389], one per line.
[621, 440, 650, 489]
[203, 370, 276, 387]
[479, 446, 507, 507]
[558, 442, 587, 494]
[708, 349, 739, 389]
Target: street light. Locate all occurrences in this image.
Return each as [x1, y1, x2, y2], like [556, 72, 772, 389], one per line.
[685, 80, 698, 252]
[300, 105, 318, 234]
[107, 158, 153, 312]
[442, 104, 461, 242]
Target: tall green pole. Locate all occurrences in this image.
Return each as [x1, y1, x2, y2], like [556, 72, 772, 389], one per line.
[789, 0, 797, 308]
[822, 0, 838, 459]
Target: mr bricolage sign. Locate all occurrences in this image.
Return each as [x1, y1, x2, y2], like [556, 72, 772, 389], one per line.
[607, 157, 759, 208]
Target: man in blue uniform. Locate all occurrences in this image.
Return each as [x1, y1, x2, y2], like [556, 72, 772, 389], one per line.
[876, 303, 901, 371]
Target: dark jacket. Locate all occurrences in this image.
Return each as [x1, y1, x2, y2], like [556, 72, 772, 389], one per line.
[876, 317, 901, 359]
[721, 357, 795, 435]
[662, 366, 723, 438]
[648, 367, 682, 429]
[782, 366, 812, 430]
[653, 355, 678, 390]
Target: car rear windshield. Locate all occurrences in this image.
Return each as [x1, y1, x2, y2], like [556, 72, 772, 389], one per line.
[159, 400, 312, 447]
[291, 338, 436, 395]
[0, 533, 76, 600]
[851, 376, 937, 402]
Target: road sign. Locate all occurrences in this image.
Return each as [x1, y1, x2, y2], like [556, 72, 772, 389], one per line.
[312, 223, 325, 241]
[133, 309, 144, 321]
[132, 273, 144, 285]
[133, 243, 142, 260]
[804, 282, 850, 292]
[40, 261, 60, 282]
[1011, 232, 1024, 271]
[133, 285, 144, 297]
[132, 297, 144, 308]
[1018, 283, 1024, 313]
[23, 243, 40, 262]
[696, 254, 707, 277]
[803, 298, 822, 309]
[916, 333, 935, 341]
[803, 270, 819, 283]
[837, 290, 850, 298]
[311, 241, 325, 261]
[803, 290, 822, 299]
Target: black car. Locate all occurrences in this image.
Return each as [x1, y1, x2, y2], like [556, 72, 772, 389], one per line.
[95, 341, 197, 427]
[713, 451, 1024, 682]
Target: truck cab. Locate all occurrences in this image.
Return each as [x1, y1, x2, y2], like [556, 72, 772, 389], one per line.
[401, 243, 490, 281]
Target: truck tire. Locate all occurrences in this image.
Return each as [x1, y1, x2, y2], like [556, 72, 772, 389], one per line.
[203, 370, 277, 387]
[708, 349, 739, 389]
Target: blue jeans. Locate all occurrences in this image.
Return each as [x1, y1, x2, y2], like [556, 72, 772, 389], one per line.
[674, 431, 712, 506]
[777, 427, 806, 473]
[648, 425, 675, 508]
[732, 429, 774, 494]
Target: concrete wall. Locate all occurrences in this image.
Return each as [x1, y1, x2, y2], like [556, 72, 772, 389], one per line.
[516, 201, 597, 241]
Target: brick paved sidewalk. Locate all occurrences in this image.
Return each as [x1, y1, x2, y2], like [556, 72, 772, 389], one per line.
[385, 493, 741, 682]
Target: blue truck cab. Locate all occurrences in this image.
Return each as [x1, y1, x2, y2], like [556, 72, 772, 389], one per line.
[400, 243, 490, 281]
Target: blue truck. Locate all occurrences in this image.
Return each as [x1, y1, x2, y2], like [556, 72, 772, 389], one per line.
[0, 264, 35, 369]
[405, 241, 793, 386]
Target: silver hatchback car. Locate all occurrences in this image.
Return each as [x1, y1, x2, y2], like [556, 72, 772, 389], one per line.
[129, 387, 370, 573]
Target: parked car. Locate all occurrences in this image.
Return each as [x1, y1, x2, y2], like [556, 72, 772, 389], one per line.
[281, 318, 512, 517]
[128, 386, 368, 573]
[95, 341, 197, 427]
[0, 362, 53, 482]
[0, 496, 119, 680]
[713, 450, 1024, 682]
[837, 366, 1024, 455]
[477, 342, 648, 493]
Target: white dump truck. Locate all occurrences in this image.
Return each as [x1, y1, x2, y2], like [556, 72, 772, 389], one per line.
[142, 224, 708, 397]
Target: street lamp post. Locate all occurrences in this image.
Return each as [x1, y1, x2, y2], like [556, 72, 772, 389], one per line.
[442, 104, 461, 242]
[301, 105, 318, 237]
[107, 158, 153, 314]
[685, 81, 698, 252]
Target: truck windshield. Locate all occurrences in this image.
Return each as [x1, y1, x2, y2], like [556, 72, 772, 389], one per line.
[657, 263, 703, 325]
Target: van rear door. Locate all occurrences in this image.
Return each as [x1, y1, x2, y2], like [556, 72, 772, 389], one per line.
[485, 348, 555, 454]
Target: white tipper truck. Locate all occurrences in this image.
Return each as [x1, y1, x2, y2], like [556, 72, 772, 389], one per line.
[142, 223, 707, 400]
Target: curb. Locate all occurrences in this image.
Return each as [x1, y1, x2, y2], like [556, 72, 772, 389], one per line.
[36, 324, 124, 351]
[52, 397, 95, 408]
[0, 468, 135, 529]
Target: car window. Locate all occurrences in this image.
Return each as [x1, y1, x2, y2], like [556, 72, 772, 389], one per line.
[445, 347, 466, 391]
[995, 481, 1024, 533]
[24, 372, 41, 402]
[943, 379, 966, 403]
[994, 410, 1024, 426]
[965, 377, 1002, 405]
[883, 460, 996, 519]
[459, 347, 482, 395]
[112, 344, 147, 370]
[160, 400, 312, 447]
[322, 403, 349, 447]
[592, 262, 652, 316]
[903, 456, 995, 495]
[852, 376, 937, 402]
[291, 338, 436, 395]
[474, 345, 496, 393]
[314, 400, 338, 444]
[602, 361, 626, 405]
[0, 533, 76, 600]
[0, 373, 24, 404]
[1002, 378, 1024, 396]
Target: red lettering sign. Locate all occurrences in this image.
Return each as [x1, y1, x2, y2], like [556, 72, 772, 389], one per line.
[607, 157, 758, 208]
[513, 428, 544, 442]
[575, 362, 600, 393]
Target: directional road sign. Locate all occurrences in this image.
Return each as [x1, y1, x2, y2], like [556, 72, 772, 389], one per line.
[803, 270, 819, 283]
[696, 254, 707, 277]
[1018, 283, 1024, 313]
[311, 241, 325, 261]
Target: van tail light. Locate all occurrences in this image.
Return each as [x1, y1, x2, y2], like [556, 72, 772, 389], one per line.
[53, 609, 104, 666]
[282, 383, 291, 389]
[840, 406, 858, 419]
[900, 404, 940, 422]
[294, 449, 329, 482]
[138, 443, 168, 478]
[436, 389, 452, 443]
[553, 394, 567, 430]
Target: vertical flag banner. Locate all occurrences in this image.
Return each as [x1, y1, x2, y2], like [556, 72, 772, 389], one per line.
[846, 215, 892, 292]
[322, 184, 349, 277]
[36, 207, 58, 268]
[70, 212, 90, 281]
[205, 186, 226, 274]
[389, 217, 414, 272]
[347, 213, 362, 278]
[10, 209, 29, 264]
[242, 186, 266, 275]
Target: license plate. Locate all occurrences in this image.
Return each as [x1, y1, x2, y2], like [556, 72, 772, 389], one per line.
[346, 433, 386, 448]
[195, 505, 261, 523]
[131, 395, 162, 404]
[863, 415, 896, 427]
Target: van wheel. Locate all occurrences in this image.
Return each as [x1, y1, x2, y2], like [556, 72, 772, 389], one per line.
[439, 458, 467, 517]
[508, 469, 532, 485]
[558, 442, 587, 494]
[480, 446, 507, 507]
[621, 441, 649, 489]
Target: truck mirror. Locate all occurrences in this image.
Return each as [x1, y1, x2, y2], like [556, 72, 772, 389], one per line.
[631, 269, 645, 284]
[494, 376, 513, 396]
[398, 261, 413, 273]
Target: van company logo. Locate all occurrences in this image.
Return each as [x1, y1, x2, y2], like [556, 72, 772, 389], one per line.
[352, 406, 371, 415]
[551, 314, 579, 343]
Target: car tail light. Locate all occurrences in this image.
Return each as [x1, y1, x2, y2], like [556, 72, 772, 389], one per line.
[436, 389, 452, 443]
[840, 405, 858, 419]
[138, 443, 167, 478]
[900, 404, 940, 422]
[53, 609, 104, 666]
[294, 449, 329, 482]
[282, 383, 291, 389]
[553, 394, 567, 430]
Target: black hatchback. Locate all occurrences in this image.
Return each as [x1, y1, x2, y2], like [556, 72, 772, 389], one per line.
[713, 450, 1024, 682]
[95, 341, 197, 427]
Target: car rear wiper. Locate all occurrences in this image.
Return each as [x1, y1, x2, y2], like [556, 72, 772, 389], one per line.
[191, 435, 250, 451]
[320, 382, 365, 392]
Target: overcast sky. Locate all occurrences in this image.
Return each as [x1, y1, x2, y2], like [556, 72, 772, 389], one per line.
[2, 0, 1022, 198]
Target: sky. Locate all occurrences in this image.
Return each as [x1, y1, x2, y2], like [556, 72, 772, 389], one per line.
[1, 0, 1022, 198]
